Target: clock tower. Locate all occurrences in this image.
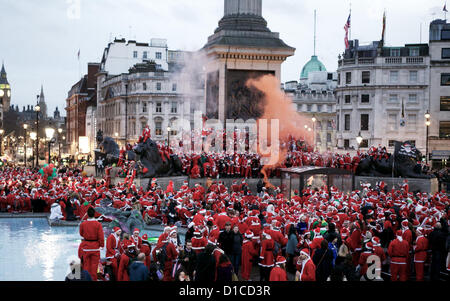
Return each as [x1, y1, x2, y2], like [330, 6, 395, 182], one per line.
[0, 62, 11, 112]
[0, 62, 11, 129]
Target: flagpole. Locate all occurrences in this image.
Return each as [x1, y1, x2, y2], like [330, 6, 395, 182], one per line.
[349, 2, 352, 42]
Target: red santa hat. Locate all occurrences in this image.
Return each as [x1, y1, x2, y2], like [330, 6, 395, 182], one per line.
[142, 234, 148, 241]
[401, 220, 409, 228]
[169, 229, 177, 237]
[133, 228, 140, 234]
[300, 249, 310, 257]
[341, 228, 349, 239]
[365, 242, 373, 250]
[371, 236, 380, 246]
[244, 230, 254, 239]
[113, 227, 121, 233]
[416, 227, 424, 236]
[127, 240, 136, 248]
[275, 256, 286, 265]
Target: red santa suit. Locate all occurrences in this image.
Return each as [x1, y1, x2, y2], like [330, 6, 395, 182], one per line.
[388, 231, 410, 281]
[105, 228, 121, 279]
[297, 249, 316, 281]
[117, 242, 138, 281]
[259, 235, 275, 269]
[241, 232, 259, 281]
[79, 217, 105, 281]
[413, 228, 428, 281]
[191, 233, 208, 254]
[269, 259, 288, 281]
[153, 233, 179, 281]
[140, 234, 152, 269]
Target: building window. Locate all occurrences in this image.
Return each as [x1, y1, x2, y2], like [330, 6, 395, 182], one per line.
[389, 94, 398, 102]
[441, 30, 450, 40]
[344, 114, 350, 131]
[337, 115, 340, 131]
[409, 71, 418, 82]
[360, 114, 369, 131]
[390, 71, 399, 83]
[408, 94, 417, 103]
[172, 83, 177, 92]
[307, 104, 312, 112]
[156, 52, 162, 59]
[316, 121, 322, 130]
[345, 72, 352, 84]
[327, 133, 332, 143]
[327, 105, 332, 113]
[440, 96, 450, 111]
[141, 122, 147, 132]
[362, 71, 370, 84]
[156, 64, 162, 69]
[155, 121, 162, 136]
[388, 113, 398, 130]
[133, 51, 138, 58]
[156, 102, 162, 113]
[439, 121, 450, 138]
[442, 48, 450, 59]
[408, 114, 417, 129]
[390, 48, 401, 57]
[316, 133, 321, 143]
[360, 139, 369, 148]
[441, 73, 450, 86]
[143, 82, 147, 91]
[142, 102, 147, 113]
[388, 140, 396, 147]
[345, 95, 351, 104]
[338, 73, 341, 85]
[156, 82, 162, 91]
[344, 139, 350, 149]
[361, 94, 370, 103]
[143, 51, 148, 59]
[171, 102, 177, 113]
[409, 48, 419, 57]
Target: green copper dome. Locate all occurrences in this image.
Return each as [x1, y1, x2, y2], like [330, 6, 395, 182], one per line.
[300, 55, 326, 80]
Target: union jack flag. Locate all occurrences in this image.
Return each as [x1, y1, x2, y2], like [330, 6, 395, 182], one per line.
[344, 14, 351, 49]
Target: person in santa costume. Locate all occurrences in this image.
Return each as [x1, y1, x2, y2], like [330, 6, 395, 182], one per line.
[388, 230, 410, 281]
[295, 248, 316, 281]
[413, 227, 428, 281]
[191, 229, 208, 254]
[78, 207, 104, 281]
[105, 227, 122, 280]
[153, 229, 180, 281]
[241, 230, 259, 281]
[140, 234, 152, 270]
[269, 256, 288, 281]
[258, 231, 275, 281]
[130, 228, 143, 250]
[117, 240, 139, 281]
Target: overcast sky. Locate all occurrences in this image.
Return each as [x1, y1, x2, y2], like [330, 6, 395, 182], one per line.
[0, 0, 447, 116]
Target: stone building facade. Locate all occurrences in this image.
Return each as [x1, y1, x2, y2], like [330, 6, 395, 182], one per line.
[336, 40, 430, 154]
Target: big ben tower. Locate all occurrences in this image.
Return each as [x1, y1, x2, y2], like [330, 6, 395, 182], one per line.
[0, 62, 11, 128]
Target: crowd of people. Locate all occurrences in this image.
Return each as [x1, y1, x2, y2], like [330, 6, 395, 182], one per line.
[51, 171, 447, 282]
[0, 156, 448, 282]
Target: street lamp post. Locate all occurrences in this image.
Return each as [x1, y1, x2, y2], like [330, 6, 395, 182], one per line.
[124, 82, 129, 146]
[425, 111, 431, 164]
[312, 115, 317, 152]
[34, 100, 40, 168]
[45, 128, 55, 164]
[58, 128, 62, 164]
[30, 132, 36, 169]
[167, 126, 171, 148]
[23, 124, 28, 167]
[0, 129, 3, 156]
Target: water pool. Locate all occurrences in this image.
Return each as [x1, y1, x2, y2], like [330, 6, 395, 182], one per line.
[0, 218, 168, 281]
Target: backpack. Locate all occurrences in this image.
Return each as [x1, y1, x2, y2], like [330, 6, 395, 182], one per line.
[156, 242, 169, 269]
[126, 254, 139, 275]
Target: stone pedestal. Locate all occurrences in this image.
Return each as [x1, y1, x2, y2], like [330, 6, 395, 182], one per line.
[203, 0, 295, 124]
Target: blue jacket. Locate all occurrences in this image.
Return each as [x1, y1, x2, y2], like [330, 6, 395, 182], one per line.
[286, 233, 298, 255]
[129, 261, 149, 281]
